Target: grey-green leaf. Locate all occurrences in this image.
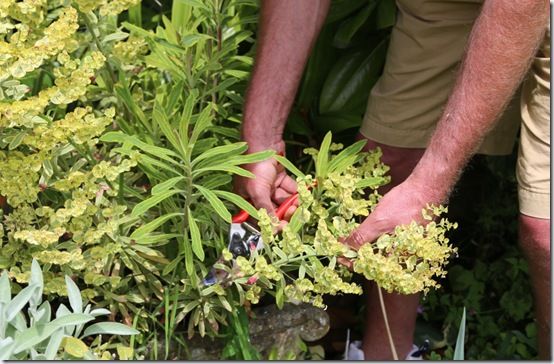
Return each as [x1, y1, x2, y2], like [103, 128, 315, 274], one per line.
[82, 322, 139, 337]
[453, 307, 466, 360]
[64, 276, 82, 314]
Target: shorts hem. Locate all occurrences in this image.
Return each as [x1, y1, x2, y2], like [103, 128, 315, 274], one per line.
[359, 117, 517, 155]
[518, 187, 550, 219]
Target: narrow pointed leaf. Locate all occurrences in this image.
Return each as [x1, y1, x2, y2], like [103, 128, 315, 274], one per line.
[187, 208, 204, 261]
[195, 185, 231, 222]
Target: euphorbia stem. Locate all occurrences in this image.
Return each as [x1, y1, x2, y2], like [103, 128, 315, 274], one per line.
[377, 285, 398, 360]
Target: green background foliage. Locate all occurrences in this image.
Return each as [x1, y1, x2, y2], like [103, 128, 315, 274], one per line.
[0, 0, 537, 360]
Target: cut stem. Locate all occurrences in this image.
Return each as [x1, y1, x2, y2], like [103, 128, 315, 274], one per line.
[377, 285, 398, 360]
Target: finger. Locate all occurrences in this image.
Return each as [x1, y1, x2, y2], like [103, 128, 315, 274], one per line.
[274, 220, 288, 234]
[250, 185, 277, 215]
[275, 173, 297, 194]
[338, 256, 354, 270]
[272, 187, 294, 205]
[343, 223, 379, 251]
[283, 205, 297, 221]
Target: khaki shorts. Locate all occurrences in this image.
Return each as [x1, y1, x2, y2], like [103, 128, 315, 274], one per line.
[360, 0, 551, 219]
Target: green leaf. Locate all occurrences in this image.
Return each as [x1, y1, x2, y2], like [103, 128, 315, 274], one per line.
[274, 155, 305, 178]
[8, 130, 27, 150]
[275, 282, 284, 309]
[325, 0, 368, 23]
[101, 132, 180, 166]
[179, 90, 198, 145]
[313, 112, 362, 134]
[131, 190, 182, 217]
[175, 0, 210, 11]
[187, 208, 204, 261]
[355, 176, 387, 189]
[315, 131, 332, 179]
[453, 307, 466, 360]
[130, 212, 184, 239]
[195, 185, 231, 223]
[151, 177, 184, 196]
[63, 336, 89, 358]
[153, 100, 183, 156]
[213, 190, 259, 220]
[333, 2, 376, 48]
[218, 296, 233, 312]
[82, 322, 139, 337]
[329, 139, 366, 173]
[227, 150, 275, 165]
[64, 276, 82, 314]
[319, 38, 388, 114]
[117, 345, 134, 360]
[193, 165, 254, 179]
[189, 104, 213, 147]
[192, 142, 248, 167]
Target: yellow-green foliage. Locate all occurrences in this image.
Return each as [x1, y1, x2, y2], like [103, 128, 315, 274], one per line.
[211, 136, 458, 310]
[0, 1, 150, 303]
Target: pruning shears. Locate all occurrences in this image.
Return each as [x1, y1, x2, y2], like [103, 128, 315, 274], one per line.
[202, 193, 299, 286]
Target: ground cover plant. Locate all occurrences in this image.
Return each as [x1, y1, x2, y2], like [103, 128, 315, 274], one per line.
[0, 0, 538, 360]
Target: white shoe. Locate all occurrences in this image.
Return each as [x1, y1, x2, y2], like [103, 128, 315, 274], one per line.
[345, 342, 426, 360]
[405, 344, 424, 360]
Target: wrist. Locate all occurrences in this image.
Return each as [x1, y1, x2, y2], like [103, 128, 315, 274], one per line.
[405, 167, 452, 205]
[242, 130, 285, 154]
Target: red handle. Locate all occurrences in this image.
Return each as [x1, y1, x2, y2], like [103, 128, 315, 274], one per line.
[231, 193, 299, 224]
[232, 209, 250, 224]
[275, 193, 299, 220]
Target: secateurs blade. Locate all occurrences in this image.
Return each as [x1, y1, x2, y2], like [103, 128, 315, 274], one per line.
[202, 193, 299, 286]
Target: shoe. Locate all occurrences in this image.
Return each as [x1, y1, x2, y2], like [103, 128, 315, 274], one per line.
[345, 341, 428, 360]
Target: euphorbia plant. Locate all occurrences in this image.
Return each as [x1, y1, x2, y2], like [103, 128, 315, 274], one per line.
[214, 132, 458, 309]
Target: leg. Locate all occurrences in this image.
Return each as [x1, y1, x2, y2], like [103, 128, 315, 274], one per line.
[359, 137, 424, 359]
[516, 21, 550, 360]
[518, 215, 550, 359]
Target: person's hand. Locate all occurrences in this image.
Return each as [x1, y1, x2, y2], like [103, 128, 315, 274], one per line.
[234, 149, 297, 218]
[340, 177, 446, 266]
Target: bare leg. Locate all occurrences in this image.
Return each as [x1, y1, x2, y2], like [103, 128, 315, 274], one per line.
[518, 214, 551, 360]
[358, 135, 425, 359]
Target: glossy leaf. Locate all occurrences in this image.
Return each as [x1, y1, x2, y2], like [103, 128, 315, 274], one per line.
[319, 38, 388, 114]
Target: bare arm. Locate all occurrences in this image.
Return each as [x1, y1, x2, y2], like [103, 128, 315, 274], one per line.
[236, 0, 330, 214]
[242, 0, 330, 153]
[346, 0, 549, 248]
[409, 0, 549, 202]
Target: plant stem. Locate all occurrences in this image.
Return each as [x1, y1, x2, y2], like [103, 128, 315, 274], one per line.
[377, 285, 398, 360]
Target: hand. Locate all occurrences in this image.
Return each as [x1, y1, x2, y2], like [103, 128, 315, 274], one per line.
[234, 148, 298, 219]
[342, 177, 445, 255]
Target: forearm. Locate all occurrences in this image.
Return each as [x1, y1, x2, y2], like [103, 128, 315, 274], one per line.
[242, 0, 330, 153]
[410, 0, 549, 201]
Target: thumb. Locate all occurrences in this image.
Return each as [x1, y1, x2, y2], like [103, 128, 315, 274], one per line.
[343, 220, 380, 251]
[249, 185, 276, 216]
